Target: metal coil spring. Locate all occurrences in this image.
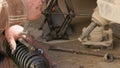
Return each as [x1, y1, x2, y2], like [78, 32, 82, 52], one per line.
[3, 40, 50, 68]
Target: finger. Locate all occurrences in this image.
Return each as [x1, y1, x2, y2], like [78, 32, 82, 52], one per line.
[6, 36, 16, 54]
[5, 25, 24, 54]
[19, 34, 27, 40]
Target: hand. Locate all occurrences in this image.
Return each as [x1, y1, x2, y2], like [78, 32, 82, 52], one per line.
[5, 25, 25, 54]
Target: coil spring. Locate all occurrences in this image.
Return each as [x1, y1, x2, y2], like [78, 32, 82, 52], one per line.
[3, 39, 50, 68]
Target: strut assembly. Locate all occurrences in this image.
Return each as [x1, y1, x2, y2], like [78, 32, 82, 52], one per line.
[3, 39, 51, 68]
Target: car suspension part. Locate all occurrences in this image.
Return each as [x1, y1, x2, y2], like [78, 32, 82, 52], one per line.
[78, 21, 113, 49]
[3, 39, 51, 68]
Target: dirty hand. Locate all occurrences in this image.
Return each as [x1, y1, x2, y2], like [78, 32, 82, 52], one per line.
[5, 25, 25, 54]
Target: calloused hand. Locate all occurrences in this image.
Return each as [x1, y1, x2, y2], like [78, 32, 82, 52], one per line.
[5, 25, 25, 54]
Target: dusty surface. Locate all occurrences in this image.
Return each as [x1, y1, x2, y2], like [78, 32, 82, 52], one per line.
[36, 1, 120, 68]
[46, 40, 120, 68]
[12, 0, 120, 68]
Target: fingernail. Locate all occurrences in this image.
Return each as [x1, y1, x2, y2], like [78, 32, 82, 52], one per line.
[12, 50, 15, 54]
[11, 48, 16, 54]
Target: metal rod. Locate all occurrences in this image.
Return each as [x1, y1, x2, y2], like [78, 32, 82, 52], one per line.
[49, 46, 120, 61]
[42, 11, 91, 16]
[49, 46, 105, 57]
[79, 22, 97, 41]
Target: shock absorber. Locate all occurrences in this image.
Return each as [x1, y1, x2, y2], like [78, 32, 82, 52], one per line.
[3, 39, 50, 68]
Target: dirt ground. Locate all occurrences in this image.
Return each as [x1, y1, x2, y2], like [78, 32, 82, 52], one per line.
[34, 19, 120, 68]
[38, 1, 120, 68]
[13, 0, 120, 68]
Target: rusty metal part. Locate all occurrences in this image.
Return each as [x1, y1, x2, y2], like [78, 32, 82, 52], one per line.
[18, 38, 35, 51]
[80, 26, 113, 48]
[89, 26, 104, 42]
[78, 22, 97, 41]
[42, 12, 91, 16]
[41, 0, 74, 41]
[78, 20, 113, 48]
[3, 39, 50, 68]
[49, 46, 120, 62]
[104, 53, 114, 62]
